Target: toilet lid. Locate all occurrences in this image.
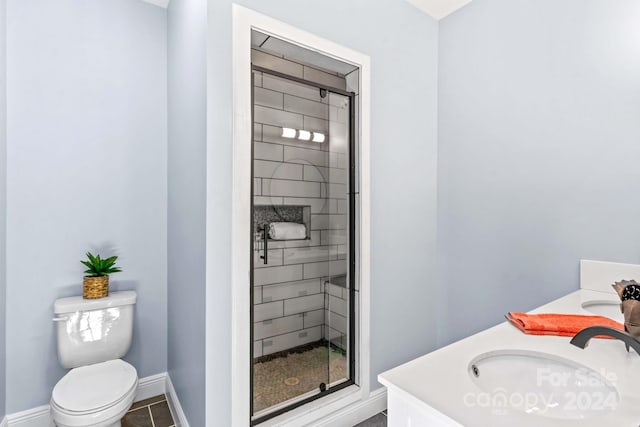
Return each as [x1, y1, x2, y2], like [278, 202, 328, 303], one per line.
[52, 359, 137, 413]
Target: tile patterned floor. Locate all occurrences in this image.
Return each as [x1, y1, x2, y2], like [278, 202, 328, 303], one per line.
[354, 410, 387, 427]
[253, 345, 347, 413]
[121, 393, 383, 427]
[122, 394, 175, 427]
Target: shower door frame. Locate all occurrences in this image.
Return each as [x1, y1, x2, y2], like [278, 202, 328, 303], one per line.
[249, 65, 357, 425]
[227, 5, 372, 427]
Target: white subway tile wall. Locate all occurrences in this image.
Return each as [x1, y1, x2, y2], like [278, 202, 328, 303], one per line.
[284, 94, 329, 120]
[282, 197, 331, 214]
[303, 309, 325, 328]
[254, 301, 284, 323]
[254, 286, 263, 305]
[254, 141, 283, 162]
[252, 58, 351, 357]
[262, 326, 323, 355]
[252, 49, 304, 78]
[254, 315, 303, 340]
[303, 65, 347, 91]
[253, 248, 284, 269]
[254, 195, 283, 206]
[325, 282, 349, 350]
[262, 279, 322, 302]
[254, 340, 263, 358]
[254, 264, 303, 286]
[283, 246, 335, 264]
[302, 116, 330, 134]
[262, 73, 327, 104]
[302, 261, 330, 280]
[254, 105, 304, 129]
[253, 71, 263, 88]
[254, 160, 303, 181]
[283, 294, 325, 316]
[254, 87, 284, 109]
[283, 145, 330, 167]
[261, 178, 321, 198]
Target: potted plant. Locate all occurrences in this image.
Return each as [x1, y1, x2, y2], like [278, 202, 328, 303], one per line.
[81, 252, 122, 299]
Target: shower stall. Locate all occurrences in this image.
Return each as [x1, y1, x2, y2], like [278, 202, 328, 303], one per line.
[250, 32, 358, 423]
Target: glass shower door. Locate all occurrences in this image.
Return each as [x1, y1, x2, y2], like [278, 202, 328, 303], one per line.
[251, 68, 353, 423]
[325, 91, 351, 388]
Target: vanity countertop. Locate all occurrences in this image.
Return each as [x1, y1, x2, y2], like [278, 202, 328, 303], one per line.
[378, 289, 640, 426]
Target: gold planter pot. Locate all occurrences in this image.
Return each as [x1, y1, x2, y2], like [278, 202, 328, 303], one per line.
[83, 275, 109, 299]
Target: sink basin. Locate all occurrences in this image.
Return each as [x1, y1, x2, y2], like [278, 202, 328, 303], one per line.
[582, 300, 623, 322]
[469, 350, 618, 419]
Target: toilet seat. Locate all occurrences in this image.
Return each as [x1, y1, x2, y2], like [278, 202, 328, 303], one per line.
[51, 360, 138, 427]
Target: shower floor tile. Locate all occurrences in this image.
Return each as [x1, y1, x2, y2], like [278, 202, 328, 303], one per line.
[253, 343, 347, 414]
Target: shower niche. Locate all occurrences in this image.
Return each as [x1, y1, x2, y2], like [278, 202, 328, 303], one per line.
[253, 204, 311, 241]
[250, 29, 359, 424]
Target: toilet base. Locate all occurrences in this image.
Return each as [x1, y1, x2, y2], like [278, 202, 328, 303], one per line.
[53, 416, 122, 427]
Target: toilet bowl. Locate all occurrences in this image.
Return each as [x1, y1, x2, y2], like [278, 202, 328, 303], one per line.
[51, 291, 139, 427]
[51, 359, 138, 427]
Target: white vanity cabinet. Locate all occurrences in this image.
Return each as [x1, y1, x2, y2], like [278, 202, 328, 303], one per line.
[385, 387, 462, 427]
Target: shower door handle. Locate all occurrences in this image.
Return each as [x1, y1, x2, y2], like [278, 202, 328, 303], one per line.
[260, 225, 268, 265]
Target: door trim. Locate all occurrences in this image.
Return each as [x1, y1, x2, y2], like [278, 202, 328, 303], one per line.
[227, 4, 372, 426]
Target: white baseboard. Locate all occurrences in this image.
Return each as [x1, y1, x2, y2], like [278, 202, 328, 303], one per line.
[5, 372, 175, 427]
[136, 372, 168, 401]
[165, 375, 190, 427]
[316, 387, 387, 427]
[5, 406, 52, 427]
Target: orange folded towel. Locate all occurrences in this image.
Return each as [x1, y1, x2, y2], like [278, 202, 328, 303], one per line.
[505, 312, 624, 338]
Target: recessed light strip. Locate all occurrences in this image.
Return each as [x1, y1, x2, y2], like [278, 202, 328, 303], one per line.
[281, 127, 325, 143]
[298, 130, 311, 141]
[281, 127, 297, 138]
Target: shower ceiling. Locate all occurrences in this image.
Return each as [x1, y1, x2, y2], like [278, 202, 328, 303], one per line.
[251, 30, 358, 76]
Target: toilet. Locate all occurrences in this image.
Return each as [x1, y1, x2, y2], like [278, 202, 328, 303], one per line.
[50, 291, 139, 427]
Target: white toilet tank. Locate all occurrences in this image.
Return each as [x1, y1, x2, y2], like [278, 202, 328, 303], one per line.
[54, 291, 137, 369]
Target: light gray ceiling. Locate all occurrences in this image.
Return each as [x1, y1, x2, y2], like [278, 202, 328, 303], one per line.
[140, 0, 170, 8]
[405, 0, 473, 19]
[251, 30, 358, 76]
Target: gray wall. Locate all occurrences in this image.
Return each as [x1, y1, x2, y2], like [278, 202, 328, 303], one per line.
[5, 0, 167, 412]
[437, 0, 640, 345]
[0, 0, 5, 419]
[166, 0, 207, 426]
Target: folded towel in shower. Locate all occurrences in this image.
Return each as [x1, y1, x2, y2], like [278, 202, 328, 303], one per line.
[268, 222, 306, 240]
[505, 312, 623, 338]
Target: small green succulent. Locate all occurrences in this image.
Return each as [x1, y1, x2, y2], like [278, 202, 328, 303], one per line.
[81, 252, 122, 277]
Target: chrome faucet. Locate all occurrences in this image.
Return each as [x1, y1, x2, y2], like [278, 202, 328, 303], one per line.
[570, 326, 640, 355]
